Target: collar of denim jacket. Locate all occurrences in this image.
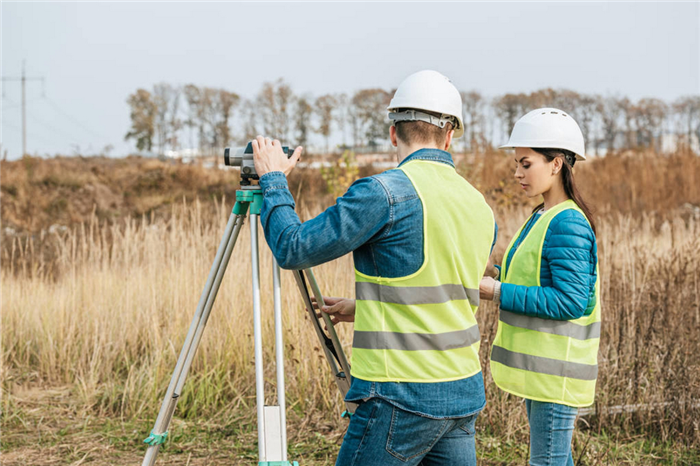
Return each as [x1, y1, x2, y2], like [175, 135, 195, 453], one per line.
[398, 148, 455, 169]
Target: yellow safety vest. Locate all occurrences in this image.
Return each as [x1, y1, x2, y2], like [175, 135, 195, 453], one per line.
[352, 159, 495, 383]
[490, 199, 601, 407]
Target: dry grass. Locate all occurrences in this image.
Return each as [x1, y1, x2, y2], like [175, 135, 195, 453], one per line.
[2, 151, 700, 464]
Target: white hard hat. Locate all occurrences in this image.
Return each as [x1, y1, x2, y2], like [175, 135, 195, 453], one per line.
[500, 108, 586, 161]
[387, 70, 465, 138]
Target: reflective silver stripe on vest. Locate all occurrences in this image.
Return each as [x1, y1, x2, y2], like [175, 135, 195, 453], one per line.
[356, 282, 480, 307]
[499, 310, 601, 341]
[491, 345, 598, 381]
[353, 325, 480, 352]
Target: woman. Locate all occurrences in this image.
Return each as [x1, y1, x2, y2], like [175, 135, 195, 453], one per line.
[480, 108, 600, 466]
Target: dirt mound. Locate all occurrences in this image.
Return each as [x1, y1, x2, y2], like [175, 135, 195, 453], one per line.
[1, 155, 337, 236]
[1, 156, 239, 234]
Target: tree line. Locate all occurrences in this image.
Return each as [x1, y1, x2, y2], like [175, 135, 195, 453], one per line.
[125, 79, 700, 156]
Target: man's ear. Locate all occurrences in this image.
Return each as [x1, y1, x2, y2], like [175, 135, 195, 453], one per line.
[390, 125, 398, 147]
[443, 129, 455, 151]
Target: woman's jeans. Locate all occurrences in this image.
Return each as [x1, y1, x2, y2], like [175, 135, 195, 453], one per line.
[526, 399, 578, 466]
[336, 397, 479, 466]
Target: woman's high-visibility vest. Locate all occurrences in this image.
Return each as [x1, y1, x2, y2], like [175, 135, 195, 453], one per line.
[491, 199, 600, 407]
[351, 159, 495, 383]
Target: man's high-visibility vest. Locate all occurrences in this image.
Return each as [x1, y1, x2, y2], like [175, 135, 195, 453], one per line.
[351, 159, 495, 383]
[491, 199, 601, 407]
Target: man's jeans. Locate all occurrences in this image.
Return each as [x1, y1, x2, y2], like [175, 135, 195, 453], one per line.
[336, 398, 479, 466]
[526, 399, 578, 466]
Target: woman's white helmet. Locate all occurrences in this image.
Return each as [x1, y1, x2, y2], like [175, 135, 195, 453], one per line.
[500, 108, 586, 161]
[387, 70, 465, 138]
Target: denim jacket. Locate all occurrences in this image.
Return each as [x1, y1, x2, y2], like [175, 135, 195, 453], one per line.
[259, 149, 496, 418]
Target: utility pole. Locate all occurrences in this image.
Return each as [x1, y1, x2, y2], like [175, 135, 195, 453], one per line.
[2, 60, 45, 156]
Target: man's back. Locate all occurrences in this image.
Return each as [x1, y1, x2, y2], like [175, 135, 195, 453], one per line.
[352, 150, 495, 383]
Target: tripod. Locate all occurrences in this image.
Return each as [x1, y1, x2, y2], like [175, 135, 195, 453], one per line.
[141, 186, 355, 466]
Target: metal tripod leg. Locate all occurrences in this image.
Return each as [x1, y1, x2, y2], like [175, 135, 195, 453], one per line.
[142, 210, 245, 466]
[251, 214, 294, 465]
[292, 269, 357, 416]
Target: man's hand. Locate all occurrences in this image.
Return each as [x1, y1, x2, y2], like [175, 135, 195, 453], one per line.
[313, 296, 356, 325]
[251, 135, 302, 177]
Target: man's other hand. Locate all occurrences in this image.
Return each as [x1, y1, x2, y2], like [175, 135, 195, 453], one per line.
[312, 296, 356, 325]
[252, 135, 302, 177]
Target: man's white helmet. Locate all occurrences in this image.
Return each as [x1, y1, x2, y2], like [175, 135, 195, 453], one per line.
[387, 70, 465, 138]
[500, 108, 586, 161]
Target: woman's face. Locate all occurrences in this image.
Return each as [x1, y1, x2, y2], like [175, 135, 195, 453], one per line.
[513, 147, 559, 198]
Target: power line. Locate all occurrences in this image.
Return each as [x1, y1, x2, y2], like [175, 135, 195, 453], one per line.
[3, 119, 64, 148]
[42, 95, 110, 140]
[25, 108, 85, 144]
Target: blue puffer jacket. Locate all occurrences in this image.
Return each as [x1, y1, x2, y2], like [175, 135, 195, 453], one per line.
[498, 209, 598, 320]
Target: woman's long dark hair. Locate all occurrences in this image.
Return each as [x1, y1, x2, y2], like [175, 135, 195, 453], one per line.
[531, 148, 597, 235]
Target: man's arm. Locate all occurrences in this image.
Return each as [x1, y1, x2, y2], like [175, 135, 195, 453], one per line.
[251, 135, 392, 269]
[258, 173, 391, 269]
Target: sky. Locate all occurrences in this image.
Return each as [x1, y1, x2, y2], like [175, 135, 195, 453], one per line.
[1, 1, 699, 160]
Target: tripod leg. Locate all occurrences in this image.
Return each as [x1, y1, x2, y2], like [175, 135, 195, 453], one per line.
[142, 211, 246, 466]
[250, 213, 266, 461]
[273, 257, 288, 460]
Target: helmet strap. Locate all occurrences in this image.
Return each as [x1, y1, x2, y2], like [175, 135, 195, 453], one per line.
[388, 109, 456, 130]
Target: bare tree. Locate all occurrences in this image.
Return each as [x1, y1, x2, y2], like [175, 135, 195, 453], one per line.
[493, 93, 530, 138]
[183, 84, 203, 154]
[256, 78, 295, 141]
[571, 94, 601, 153]
[153, 83, 181, 155]
[208, 89, 240, 149]
[167, 87, 183, 151]
[461, 90, 485, 152]
[599, 96, 626, 154]
[125, 89, 156, 152]
[315, 94, 337, 154]
[673, 95, 700, 151]
[351, 88, 391, 147]
[295, 95, 313, 149]
[618, 97, 637, 149]
[335, 93, 350, 148]
[633, 98, 667, 150]
[528, 88, 558, 108]
[183, 84, 209, 155]
[240, 98, 259, 143]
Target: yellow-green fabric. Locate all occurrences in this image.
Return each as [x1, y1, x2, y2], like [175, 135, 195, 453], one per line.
[352, 160, 495, 382]
[491, 199, 600, 407]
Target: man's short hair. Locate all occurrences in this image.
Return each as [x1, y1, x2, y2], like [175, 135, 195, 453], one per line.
[394, 109, 454, 147]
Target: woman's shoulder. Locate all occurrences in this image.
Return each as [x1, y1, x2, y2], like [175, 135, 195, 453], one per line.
[546, 207, 595, 245]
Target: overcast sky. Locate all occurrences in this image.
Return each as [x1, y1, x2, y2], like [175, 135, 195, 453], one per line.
[1, 1, 698, 160]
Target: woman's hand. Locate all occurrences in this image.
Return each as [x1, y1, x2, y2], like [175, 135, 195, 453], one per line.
[312, 296, 356, 325]
[479, 276, 497, 301]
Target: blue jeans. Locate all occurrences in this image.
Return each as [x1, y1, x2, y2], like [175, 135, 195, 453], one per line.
[526, 399, 578, 466]
[336, 398, 479, 466]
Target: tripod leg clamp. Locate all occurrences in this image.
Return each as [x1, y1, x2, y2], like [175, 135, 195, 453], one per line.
[143, 430, 168, 446]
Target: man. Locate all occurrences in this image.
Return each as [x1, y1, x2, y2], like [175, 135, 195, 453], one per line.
[252, 70, 495, 466]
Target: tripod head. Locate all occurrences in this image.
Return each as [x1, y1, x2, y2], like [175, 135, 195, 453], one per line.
[224, 141, 294, 186]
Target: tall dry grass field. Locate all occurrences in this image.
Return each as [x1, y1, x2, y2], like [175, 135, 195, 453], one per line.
[2, 151, 700, 464]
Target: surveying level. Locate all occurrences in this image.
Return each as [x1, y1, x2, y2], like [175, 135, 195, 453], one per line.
[224, 142, 294, 185]
[142, 145, 352, 465]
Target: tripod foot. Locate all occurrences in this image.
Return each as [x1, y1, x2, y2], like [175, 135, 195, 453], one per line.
[258, 462, 299, 466]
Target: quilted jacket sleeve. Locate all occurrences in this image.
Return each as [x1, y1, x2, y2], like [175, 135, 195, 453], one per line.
[499, 210, 597, 320]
